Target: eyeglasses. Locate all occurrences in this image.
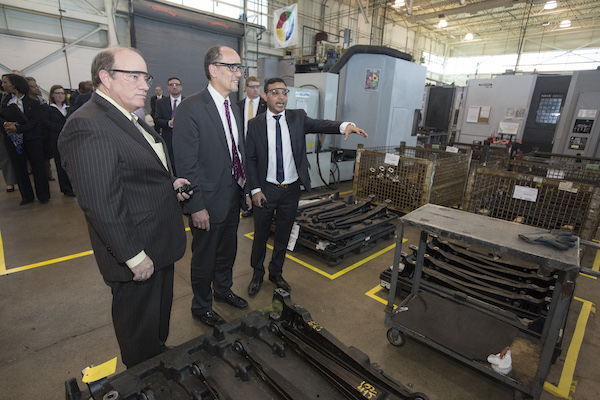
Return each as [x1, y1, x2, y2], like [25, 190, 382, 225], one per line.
[108, 69, 153, 87]
[266, 88, 289, 96]
[29, 84, 40, 89]
[167, 83, 181, 87]
[212, 63, 246, 73]
[53, 92, 66, 95]
[247, 85, 261, 89]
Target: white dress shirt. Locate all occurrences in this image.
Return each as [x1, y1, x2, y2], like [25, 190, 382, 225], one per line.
[207, 83, 243, 165]
[265, 109, 299, 187]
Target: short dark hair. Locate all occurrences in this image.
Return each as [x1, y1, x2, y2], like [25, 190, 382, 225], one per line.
[5, 74, 30, 96]
[91, 46, 143, 88]
[264, 77, 286, 93]
[24, 77, 36, 83]
[79, 81, 92, 93]
[167, 77, 181, 84]
[204, 46, 222, 81]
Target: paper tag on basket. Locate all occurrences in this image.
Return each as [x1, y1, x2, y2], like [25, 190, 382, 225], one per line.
[384, 153, 400, 165]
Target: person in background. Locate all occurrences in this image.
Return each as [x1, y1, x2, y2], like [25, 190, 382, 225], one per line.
[1, 74, 50, 205]
[26, 77, 55, 182]
[237, 76, 267, 218]
[154, 77, 183, 172]
[150, 86, 163, 120]
[70, 81, 93, 114]
[45, 84, 74, 197]
[58, 46, 189, 368]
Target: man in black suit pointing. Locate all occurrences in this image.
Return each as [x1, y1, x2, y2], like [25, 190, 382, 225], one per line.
[245, 77, 367, 296]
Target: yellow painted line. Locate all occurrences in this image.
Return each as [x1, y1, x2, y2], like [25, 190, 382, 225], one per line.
[244, 231, 401, 280]
[1, 250, 94, 276]
[544, 297, 596, 398]
[0, 229, 6, 276]
[366, 284, 388, 306]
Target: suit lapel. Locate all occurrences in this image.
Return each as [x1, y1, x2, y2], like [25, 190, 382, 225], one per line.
[95, 95, 169, 172]
[286, 110, 297, 155]
[202, 90, 229, 154]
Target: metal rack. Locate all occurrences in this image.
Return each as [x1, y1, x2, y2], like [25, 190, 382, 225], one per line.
[385, 204, 579, 400]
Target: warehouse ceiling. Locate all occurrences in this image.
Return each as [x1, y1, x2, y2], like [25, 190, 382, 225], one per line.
[355, 0, 600, 48]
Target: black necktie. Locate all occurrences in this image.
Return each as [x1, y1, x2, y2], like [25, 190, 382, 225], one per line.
[274, 115, 284, 184]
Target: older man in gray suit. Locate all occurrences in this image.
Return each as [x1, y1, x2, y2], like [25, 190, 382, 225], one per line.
[58, 46, 190, 368]
[173, 46, 252, 327]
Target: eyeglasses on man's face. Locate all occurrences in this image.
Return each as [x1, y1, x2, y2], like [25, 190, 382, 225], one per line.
[213, 63, 246, 74]
[108, 69, 153, 87]
[167, 83, 181, 87]
[266, 88, 289, 97]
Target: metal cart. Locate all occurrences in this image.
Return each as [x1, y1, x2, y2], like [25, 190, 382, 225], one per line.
[385, 204, 579, 400]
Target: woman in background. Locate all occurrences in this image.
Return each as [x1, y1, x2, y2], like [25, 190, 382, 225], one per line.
[45, 84, 74, 197]
[0, 73, 49, 205]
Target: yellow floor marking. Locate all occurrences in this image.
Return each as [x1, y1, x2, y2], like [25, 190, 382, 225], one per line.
[1, 250, 94, 276]
[244, 232, 402, 280]
[0, 229, 6, 276]
[366, 285, 596, 400]
[544, 297, 596, 398]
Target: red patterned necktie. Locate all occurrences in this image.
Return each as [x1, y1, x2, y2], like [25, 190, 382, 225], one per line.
[224, 99, 246, 188]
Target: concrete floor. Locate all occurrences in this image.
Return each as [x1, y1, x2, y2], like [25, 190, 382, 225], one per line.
[0, 177, 598, 400]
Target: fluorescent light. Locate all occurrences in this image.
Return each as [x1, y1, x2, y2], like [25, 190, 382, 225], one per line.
[464, 33, 474, 41]
[559, 19, 571, 28]
[393, 0, 405, 7]
[438, 19, 448, 28]
[544, 1, 557, 10]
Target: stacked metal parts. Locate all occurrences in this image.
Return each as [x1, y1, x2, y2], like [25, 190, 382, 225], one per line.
[294, 193, 398, 265]
[380, 235, 558, 333]
[65, 291, 429, 400]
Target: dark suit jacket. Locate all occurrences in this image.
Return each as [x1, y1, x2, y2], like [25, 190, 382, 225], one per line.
[150, 95, 162, 118]
[236, 97, 267, 122]
[173, 88, 246, 223]
[58, 93, 186, 282]
[70, 92, 92, 114]
[245, 109, 341, 193]
[154, 96, 184, 134]
[0, 95, 45, 141]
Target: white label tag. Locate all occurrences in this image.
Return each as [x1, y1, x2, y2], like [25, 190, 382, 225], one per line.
[384, 153, 400, 165]
[513, 185, 538, 202]
[287, 223, 300, 251]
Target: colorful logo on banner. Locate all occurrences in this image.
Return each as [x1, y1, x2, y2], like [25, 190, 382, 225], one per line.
[365, 69, 380, 92]
[274, 4, 298, 49]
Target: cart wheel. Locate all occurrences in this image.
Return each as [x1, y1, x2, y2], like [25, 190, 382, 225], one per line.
[387, 328, 405, 347]
[412, 393, 429, 400]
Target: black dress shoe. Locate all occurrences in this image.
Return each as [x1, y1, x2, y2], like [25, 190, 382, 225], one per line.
[269, 275, 291, 292]
[192, 310, 225, 327]
[215, 292, 248, 309]
[39, 199, 49, 204]
[64, 192, 76, 197]
[248, 276, 263, 296]
[19, 199, 34, 206]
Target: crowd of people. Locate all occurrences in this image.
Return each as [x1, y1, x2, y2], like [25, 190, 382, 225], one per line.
[0, 70, 93, 203]
[3, 45, 368, 369]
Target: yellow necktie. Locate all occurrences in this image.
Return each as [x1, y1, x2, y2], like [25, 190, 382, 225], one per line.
[247, 99, 254, 122]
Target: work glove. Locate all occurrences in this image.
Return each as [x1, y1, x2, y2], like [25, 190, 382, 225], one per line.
[518, 229, 578, 250]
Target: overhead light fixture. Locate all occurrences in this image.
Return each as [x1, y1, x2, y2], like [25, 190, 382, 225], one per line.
[542, 21, 550, 26]
[559, 19, 571, 28]
[393, 0, 405, 7]
[438, 15, 447, 28]
[544, 1, 558, 10]
[464, 33, 474, 41]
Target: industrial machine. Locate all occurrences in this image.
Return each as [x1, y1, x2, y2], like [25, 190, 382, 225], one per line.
[269, 46, 427, 185]
[455, 74, 572, 151]
[551, 69, 600, 157]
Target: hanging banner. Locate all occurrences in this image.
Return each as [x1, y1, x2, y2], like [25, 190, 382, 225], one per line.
[273, 4, 298, 49]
